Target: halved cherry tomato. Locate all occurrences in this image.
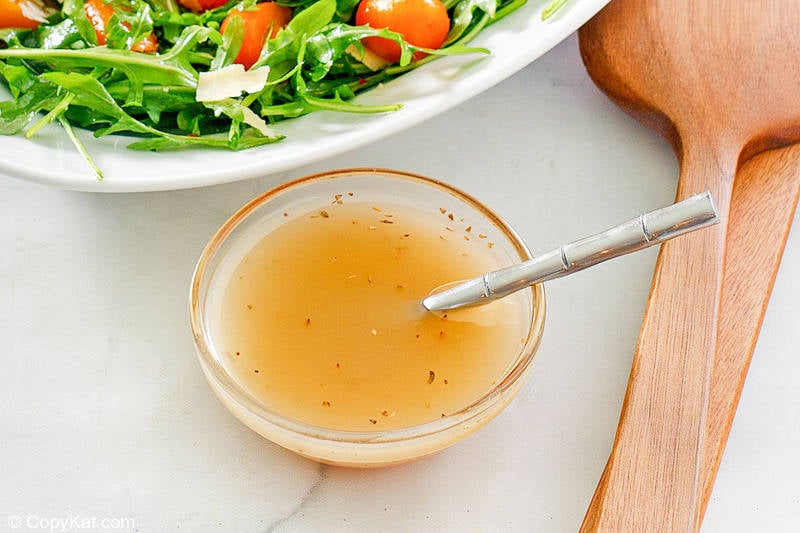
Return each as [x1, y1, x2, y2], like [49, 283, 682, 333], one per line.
[0, 0, 41, 29]
[177, 0, 227, 13]
[355, 0, 450, 63]
[220, 2, 292, 70]
[83, 0, 159, 54]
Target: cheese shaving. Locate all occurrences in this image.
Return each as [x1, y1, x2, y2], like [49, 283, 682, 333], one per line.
[346, 44, 392, 72]
[18, 0, 53, 22]
[196, 64, 270, 102]
[240, 106, 278, 138]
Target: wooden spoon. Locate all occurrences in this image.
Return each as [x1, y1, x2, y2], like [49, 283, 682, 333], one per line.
[577, 1, 800, 530]
[699, 143, 800, 518]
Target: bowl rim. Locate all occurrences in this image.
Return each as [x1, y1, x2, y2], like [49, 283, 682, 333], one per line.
[189, 167, 546, 446]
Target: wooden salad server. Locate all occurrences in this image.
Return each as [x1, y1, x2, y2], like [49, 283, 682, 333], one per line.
[577, 1, 800, 530]
[698, 144, 800, 519]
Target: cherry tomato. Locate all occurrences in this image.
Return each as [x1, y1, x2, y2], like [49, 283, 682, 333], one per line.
[355, 0, 450, 63]
[177, 0, 227, 13]
[83, 0, 158, 53]
[221, 2, 292, 70]
[0, 0, 41, 29]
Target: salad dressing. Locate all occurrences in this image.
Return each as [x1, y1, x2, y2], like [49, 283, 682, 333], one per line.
[218, 195, 529, 431]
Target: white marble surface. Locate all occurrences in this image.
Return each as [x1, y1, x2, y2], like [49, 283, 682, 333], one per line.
[1, 34, 798, 532]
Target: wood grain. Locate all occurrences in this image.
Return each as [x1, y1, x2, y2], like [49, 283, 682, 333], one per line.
[577, 1, 800, 530]
[699, 144, 800, 518]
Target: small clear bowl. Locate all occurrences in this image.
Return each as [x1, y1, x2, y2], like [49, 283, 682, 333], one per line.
[189, 168, 546, 467]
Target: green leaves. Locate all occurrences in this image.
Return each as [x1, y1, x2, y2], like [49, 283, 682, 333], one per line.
[61, 0, 98, 45]
[0, 0, 535, 179]
[447, 0, 496, 44]
[286, 0, 337, 37]
[0, 62, 60, 134]
[105, 1, 156, 50]
[40, 71, 281, 151]
[42, 71, 155, 135]
[0, 44, 200, 89]
[0, 84, 60, 135]
[210, 14, 243, 70]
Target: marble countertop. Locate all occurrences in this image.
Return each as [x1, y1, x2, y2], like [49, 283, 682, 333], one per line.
[2, 34, 798, 532]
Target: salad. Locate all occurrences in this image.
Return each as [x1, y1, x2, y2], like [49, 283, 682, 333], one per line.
[0, 0, 566, 179]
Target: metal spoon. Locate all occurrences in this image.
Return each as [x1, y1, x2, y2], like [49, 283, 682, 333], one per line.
[422, 192, 719, 311]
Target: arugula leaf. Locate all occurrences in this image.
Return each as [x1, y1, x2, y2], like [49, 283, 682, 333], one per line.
[210, 14, 244, 70]
[106, 1, 155, 50]
[334, 0, 360, 20]
[0, 61, 61, 134]
[286, 0, 336, 37]
[105, 83, 199, 124]
[61, 0, 98, 46]
[127, 130, 282, 151]
[0, 28, 30, 48]
[0, 85, 61, 135]
[447, 0, 497, 45]
[0, 46, 198, 89]
[41, 71, 152, 135]
[0, 61, 38, 98]
[59, 116, 104, 181]
[305, 24, 412, 81]
[34, 18, 86, 50]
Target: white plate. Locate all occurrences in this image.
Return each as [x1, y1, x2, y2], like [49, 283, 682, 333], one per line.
[0, 0, 609, 192]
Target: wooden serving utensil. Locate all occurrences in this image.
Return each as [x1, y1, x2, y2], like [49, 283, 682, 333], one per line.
[577, 1, 800, 530]
[699, 143, 800, 518]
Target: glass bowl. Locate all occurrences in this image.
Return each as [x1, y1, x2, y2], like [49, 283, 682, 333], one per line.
[189, 168, 546, 467]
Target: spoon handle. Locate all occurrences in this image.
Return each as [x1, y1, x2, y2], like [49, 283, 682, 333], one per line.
[423, 192, 718, 311]
[699, 145, 800, 518]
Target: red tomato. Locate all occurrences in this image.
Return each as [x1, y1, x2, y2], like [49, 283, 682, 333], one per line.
[355, 0, 450, 63]
[83, 0, 158, 53]
[221, 2, 292, 70]
[177, 0, 227, 13]
[0, 0, 40, 29]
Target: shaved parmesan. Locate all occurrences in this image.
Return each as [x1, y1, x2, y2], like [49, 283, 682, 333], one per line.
[240, 106, 278, 138]
[346, 44, 392, 72]
[196, 64, 270, 102]
[19, 0, 53, 22]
